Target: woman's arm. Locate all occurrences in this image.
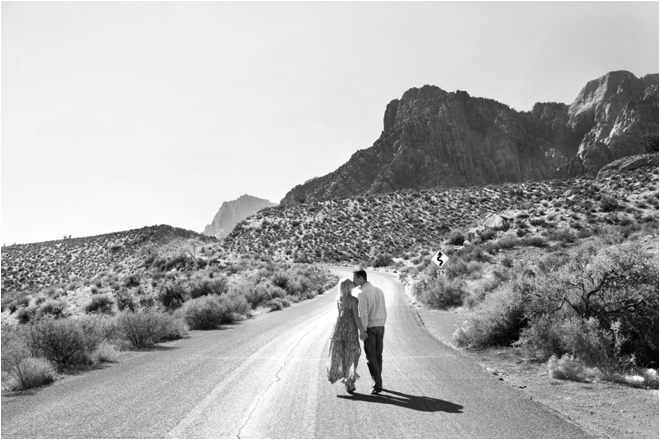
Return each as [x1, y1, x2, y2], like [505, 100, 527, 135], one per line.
[351, 297, 367, 339]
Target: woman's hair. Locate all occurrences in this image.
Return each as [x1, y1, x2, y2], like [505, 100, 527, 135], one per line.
[337, 278, 354, 312]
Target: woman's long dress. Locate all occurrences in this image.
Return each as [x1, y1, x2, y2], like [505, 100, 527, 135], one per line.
[327, 298, 361, 384]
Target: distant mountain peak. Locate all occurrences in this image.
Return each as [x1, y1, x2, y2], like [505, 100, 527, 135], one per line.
[203, 195, 276, 239]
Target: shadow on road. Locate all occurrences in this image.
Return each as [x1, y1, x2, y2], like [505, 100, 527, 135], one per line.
[337, 388, 463, 413]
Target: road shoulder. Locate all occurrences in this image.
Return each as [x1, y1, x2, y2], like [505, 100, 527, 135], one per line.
[410, 302, 659, 439]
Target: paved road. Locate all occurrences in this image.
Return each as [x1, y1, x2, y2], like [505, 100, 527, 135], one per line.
[1, 268, 591, 438]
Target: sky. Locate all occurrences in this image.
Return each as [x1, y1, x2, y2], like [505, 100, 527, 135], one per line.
[2, 1, 659, 245]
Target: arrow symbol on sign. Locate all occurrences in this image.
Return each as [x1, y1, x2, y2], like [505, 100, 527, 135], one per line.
[431, 250, 449, 268]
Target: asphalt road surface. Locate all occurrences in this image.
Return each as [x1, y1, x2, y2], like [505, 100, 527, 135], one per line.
[1, 268, 591, 438]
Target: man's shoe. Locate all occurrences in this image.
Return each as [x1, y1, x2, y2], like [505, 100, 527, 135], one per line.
[370, 389, 381, 395]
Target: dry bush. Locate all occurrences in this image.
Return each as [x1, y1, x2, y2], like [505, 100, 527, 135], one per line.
[159, 281, 187, 310]
[412, 275, 466, 309]
[188, 276, 228, 299]
[85, 294, 115, 315]
[452, 280, 528, 348]
[90, 342, 121, 364]
[116, 311, 187, 349]
[183, 296, 225, 329]
[1, 335, 57, 392]
[22, 318, 104, 370]
[548, 354, 599, 382]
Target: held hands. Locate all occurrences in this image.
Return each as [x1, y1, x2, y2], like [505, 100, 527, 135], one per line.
[359, 330, 367, 341]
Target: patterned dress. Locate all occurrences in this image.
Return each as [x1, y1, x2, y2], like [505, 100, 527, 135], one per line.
[327, 296, 361, 385]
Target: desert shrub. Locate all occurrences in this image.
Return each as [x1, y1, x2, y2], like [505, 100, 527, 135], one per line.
[412, 276, 466, 309]
[516, 313, 567, 360]
[271, 272, 289, 289]
[1, 331, 57, 391]
[182, 295, 229, 330]
[159, 281, 187, 310]
[466, 245, 491, 263]
[536, 252, 571, 274]
[123, 273, 142, 288]
[548, 354, 599, 382]
[264, 297, 290, 311]
[521, 242, 659, 369]
[599, 195, 619, 212]
[495, 237, 519, 250]
[618, 222, 641, 239]
[371, 253, 394, 268]
[1, 330, 55, 391]
[1, 291, 31, 313]
[85, 294, 115, 315]
[221, 290, 251, 318]
[23, 318, 103, 370]
[90, 342, 121, 364]
[501, 257, 514, 268]
[465, 271, 510, 309]
[446, 229, 465, 246]
[544, 228, 576, 244]
[521, 236, 547, 248]
[116, 291, 138, 312]
[466, 261, 483, 279]
[522, 314, 636, 377]
[189, 276, 228, 299]
[529, 217, 546, 227]
[116, 311, 187, 349]
[444, 258, 469, 279]
[452, 274, 531, 348]
[577, 228, 593, 239]
[231, 279, 268, 309]
[36, 299, 70, 319]
[478, 228, 497, 242]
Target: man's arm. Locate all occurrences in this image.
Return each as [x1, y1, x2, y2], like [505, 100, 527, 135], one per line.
[351, 299, 367, 340]
[357, 291, 369, 335]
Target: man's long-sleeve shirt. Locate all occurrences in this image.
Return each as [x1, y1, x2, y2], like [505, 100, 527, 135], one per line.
[357, 282, 387, 330]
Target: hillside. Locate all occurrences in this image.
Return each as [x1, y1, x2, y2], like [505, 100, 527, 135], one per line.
[225, 153, 659, 264]
[1, 225, 216, 293]
[281, 71, 658, 206]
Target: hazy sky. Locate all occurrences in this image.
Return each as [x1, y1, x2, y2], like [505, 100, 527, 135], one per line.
[2, 1, 658, 245]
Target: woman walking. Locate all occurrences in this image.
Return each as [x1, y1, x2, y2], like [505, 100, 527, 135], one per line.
[327, 278, 366, 394]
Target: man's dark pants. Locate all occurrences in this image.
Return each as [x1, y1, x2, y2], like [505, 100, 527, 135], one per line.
[364, 326, 385, 391]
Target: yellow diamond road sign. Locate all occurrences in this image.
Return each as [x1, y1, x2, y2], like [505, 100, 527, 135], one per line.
[431, 250, 449, 268]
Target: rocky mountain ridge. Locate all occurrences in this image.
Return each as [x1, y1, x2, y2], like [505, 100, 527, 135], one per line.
[203, 195, 276, 239]
[281, 71, 658, 206]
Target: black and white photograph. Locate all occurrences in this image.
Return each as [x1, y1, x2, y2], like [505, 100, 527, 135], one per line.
[2, 1, 658, 438]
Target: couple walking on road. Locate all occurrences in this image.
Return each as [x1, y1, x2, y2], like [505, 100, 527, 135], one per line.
[327, 270, 387, 395]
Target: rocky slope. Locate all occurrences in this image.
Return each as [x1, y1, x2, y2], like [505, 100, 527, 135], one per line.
[282, 71, 658, 206]
[225, 155, 658, 264]
[1, 225, 216, 293]
[203, 195, 276, 239]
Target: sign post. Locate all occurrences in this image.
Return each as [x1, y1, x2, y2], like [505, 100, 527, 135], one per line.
[431, 249, 449, 278]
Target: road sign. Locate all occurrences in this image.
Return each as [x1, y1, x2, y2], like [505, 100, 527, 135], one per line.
[437, 270, 446, 279]
[431, 250, 449, 268]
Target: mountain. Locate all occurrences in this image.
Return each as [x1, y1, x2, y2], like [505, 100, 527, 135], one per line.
[281, 71, 658, 206]
[203, 195, 276, 239]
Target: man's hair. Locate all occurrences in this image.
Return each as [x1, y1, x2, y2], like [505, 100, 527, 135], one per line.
[353, 269, 367, 281]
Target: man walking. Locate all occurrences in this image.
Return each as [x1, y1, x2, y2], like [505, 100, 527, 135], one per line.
[353, 269, 387, 395]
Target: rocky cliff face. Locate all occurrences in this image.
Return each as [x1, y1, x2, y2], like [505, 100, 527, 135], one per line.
[203, 195, 276, 239]
[281, 71, 658, 206]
